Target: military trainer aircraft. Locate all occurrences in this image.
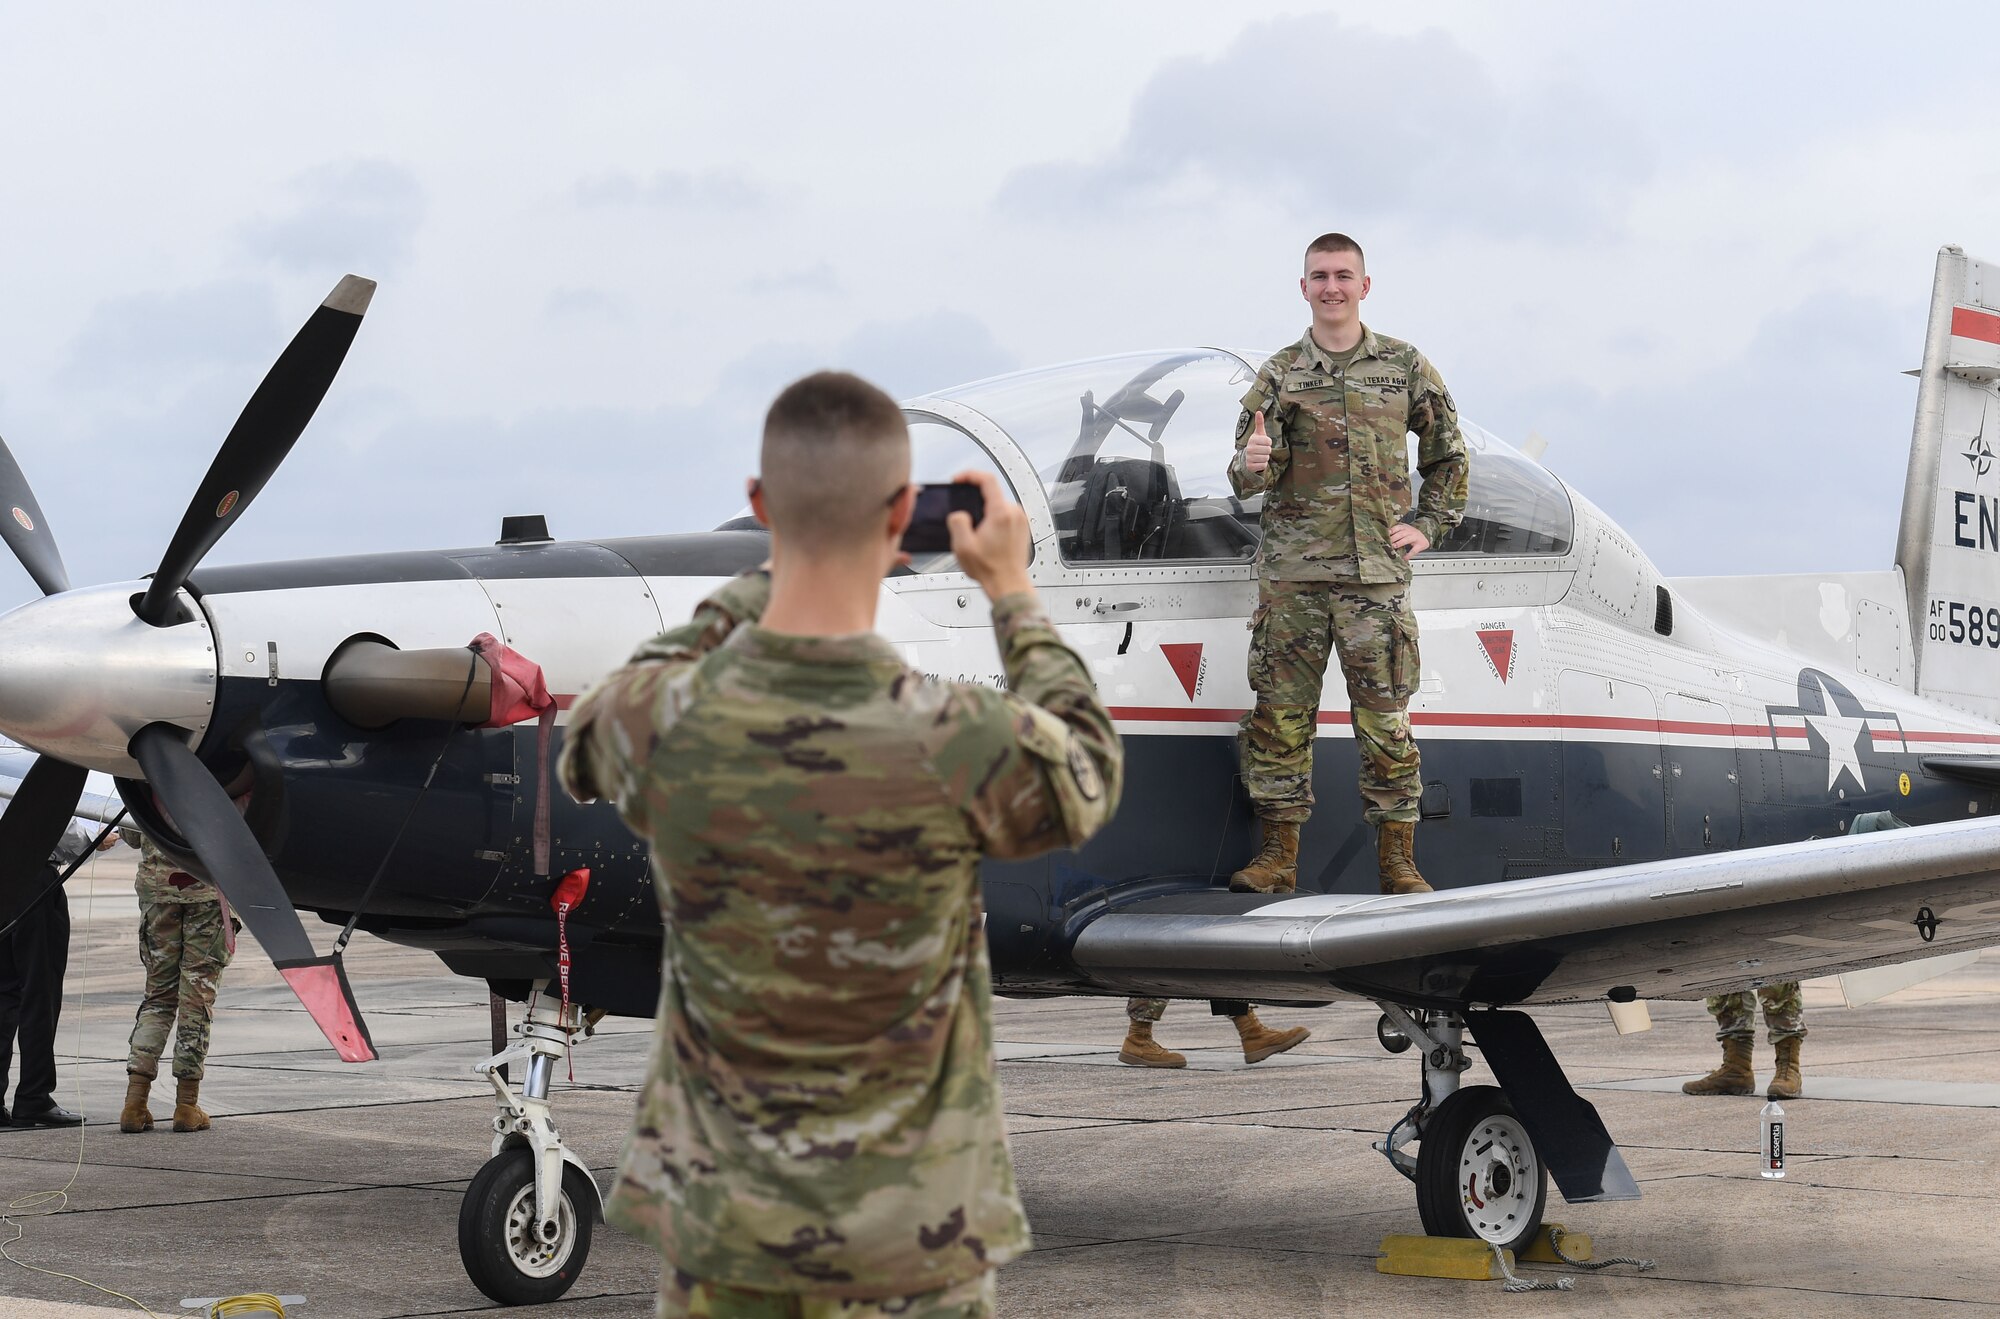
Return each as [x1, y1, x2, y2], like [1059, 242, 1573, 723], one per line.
[2, 247, 1999, 1304]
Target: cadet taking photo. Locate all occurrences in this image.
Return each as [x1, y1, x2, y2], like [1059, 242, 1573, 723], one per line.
[559, 371, 1124, 1319]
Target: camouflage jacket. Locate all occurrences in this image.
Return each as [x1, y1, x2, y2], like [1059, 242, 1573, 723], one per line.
[558, 570, 1123, 1298]
[120, 831, 221, 905]
[1227, 325, 1469, 583]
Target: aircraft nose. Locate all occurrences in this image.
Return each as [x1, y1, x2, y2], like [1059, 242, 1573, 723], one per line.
[0, 582, 217, 776]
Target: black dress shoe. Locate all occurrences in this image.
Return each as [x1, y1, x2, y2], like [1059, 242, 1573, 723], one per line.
[10, 1105, 84, 1127]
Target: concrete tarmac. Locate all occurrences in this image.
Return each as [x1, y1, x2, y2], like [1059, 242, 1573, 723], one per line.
[2, 849, 1997, 1318]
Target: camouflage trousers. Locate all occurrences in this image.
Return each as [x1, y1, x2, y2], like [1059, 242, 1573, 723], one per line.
[1705, 983, 1806, 1044]
[126, 899, 232, 1081]
[1241, 577, 1421, 826]
[659, 1267, 995, 1318]
[1126, 997, 1250, 1022]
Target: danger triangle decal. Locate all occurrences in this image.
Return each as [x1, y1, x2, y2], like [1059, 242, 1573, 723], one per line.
[1161, 643, 1204, 700]
[1476, 629, 1514, 683]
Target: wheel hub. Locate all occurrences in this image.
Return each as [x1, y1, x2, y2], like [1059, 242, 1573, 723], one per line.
[502, 1183, 576, 1277]
[1457, 1115, 1538, 1243]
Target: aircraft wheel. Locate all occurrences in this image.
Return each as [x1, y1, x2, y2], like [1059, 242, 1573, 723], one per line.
[1414, 1084, 1547, 1254]
[457, 1149, 596, 1306]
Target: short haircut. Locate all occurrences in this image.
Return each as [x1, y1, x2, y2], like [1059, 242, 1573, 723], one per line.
[759, 371, 911, 552]
[1304, 232, 1365, 271]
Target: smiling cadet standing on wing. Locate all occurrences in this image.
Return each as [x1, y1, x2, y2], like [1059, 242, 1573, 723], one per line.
[1228, 232, 1469, 897]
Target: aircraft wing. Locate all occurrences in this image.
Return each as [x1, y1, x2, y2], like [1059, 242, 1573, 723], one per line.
[1068, 815, 2000, 1007]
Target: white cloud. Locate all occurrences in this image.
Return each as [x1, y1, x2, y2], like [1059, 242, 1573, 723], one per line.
[997, 15, 1650, 239]
[241, 160, 426, 274]
[572, 168, 770, 211]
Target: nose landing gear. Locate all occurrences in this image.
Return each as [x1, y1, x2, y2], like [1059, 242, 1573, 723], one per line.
[458, 983, 605, 1306]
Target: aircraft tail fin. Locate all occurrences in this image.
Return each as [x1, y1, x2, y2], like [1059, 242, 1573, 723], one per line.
[1896, 246, 2000, 722]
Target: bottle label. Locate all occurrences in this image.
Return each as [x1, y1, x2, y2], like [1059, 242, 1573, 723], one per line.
[1768, 1122, 1784, 1168]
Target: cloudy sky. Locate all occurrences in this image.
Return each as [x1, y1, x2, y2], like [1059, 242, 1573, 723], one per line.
[0, 1, 1995, 612]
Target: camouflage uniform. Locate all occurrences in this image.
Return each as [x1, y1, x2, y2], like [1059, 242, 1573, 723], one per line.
[1124, 997, 1248, 1022]
[1705, 983, 1806, 1044]
[121, 834, 232, 1081]
[659, 1267, 994, 1319]
[560, 570, 1122, 1311]
[1228, 326, 1467, 825]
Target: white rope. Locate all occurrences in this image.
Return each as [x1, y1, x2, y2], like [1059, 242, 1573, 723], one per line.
[1548, 1225, 1657, 1272]
[1490, 1243, 1573, 1292]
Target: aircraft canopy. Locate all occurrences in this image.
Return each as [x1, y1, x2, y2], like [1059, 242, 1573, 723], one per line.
[905, 349, 1572, 571]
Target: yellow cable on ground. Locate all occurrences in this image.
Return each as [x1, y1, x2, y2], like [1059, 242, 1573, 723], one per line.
[209, 1295, 286, 1317]
[0, 830, 170, 1319]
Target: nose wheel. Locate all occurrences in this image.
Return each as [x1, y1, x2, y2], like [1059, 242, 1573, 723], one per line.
[460, 984, 605, 1305]
[458, 1148, 596, 1305]
[1414, 1084, 1547, 1253]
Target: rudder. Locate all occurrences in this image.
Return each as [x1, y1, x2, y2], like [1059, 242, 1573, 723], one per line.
[1897, 245, 2000, 722]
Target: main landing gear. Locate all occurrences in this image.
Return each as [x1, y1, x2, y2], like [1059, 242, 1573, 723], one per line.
[458, 982, 605, 1306]
[1372, 1004, 1549, 1254]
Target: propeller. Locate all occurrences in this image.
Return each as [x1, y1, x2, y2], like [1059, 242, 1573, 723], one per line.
[0, 437, 70, 596]
[131, 724, 375, 1062]
[0, 756, 88, 933]
[0, 275, 379, 1062]
[136, 275, 375, 626]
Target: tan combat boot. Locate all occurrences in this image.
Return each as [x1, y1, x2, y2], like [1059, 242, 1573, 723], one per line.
[1376, 820, 1432, 895]
[1229, 821, 1301, 894]
[1767, 1037, 1803, 1100]
[1681, 1037, 1755, 1095]
[171, 1077, 211, 1132]
[119, 1072, 155, 1134]
[1118, 1021, 1187, 1069]
[1233, 1009, 1310, 1064]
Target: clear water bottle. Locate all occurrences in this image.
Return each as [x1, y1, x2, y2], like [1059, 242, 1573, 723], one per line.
[1759, 1099, 1786, 1179]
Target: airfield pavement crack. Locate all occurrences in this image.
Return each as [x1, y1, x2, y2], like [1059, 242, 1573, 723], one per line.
[0, 1150, 369, 1189]
[1677, 1170, 2000, 1202]
[379, 1288, 657, 1318]
[1616, 1141, 1972, 1162]
[1083, 1235, 2000, 1306]
[2, 1179, 460, 1218]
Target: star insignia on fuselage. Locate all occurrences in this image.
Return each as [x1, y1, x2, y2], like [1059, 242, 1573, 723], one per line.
[1765, 669, 1906, 795]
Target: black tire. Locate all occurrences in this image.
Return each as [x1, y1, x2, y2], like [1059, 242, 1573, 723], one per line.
[1414, 1084, 1547, 1254]
[457, 1149, 597, 1306]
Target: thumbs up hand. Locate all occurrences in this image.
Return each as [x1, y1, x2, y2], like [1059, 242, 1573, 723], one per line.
[1244, 411, 1273, 473]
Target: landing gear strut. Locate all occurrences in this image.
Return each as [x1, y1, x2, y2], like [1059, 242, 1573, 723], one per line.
[458, 982, 605, 1305]
[1372, 1003, 1548, 1253]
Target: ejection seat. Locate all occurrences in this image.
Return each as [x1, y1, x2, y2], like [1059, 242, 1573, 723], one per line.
[1070, 456, 1185, 561]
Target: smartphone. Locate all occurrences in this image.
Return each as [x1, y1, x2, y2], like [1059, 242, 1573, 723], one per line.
[900, 481, 985, 553]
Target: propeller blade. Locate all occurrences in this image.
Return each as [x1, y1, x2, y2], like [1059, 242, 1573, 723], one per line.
[0, 755, 87, 933]
[136, 275, 376, 626]
[0, 437, 70, 596]
[129, 723, 376, 1062]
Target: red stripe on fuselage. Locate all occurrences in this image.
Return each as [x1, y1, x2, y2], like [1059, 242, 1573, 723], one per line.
[1104, 705, 2000, 745]
[545, 693, 2000, 746]
[1951, 305, 2000, 345]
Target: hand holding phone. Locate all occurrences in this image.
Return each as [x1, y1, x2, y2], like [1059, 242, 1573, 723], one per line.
[900, 482, 985, 554]
[939, 470, 1032, 600]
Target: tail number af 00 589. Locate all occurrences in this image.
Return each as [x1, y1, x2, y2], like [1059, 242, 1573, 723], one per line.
[1929, 598, 2000, 649]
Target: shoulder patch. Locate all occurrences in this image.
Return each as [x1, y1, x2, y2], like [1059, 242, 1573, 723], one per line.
[1067, 739, 1104, 802]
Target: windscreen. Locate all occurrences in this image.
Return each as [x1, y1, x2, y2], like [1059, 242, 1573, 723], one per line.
[939, 351, 1262, 564]
[1427, 422, 1574, 557]
[935, 351, 1572, 564]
